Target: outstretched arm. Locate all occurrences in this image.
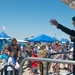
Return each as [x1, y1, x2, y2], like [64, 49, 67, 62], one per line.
[50, 19, 59, 27]
[50, 19, 75, 36]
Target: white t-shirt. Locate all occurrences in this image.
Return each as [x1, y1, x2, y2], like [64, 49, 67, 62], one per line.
[7, 57, 14, 71]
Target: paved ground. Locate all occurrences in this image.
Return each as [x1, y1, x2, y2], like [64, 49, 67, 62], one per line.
[22, 62, 73, 75]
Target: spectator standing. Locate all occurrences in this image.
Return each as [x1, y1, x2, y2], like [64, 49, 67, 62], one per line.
[7, 52, 16, 75]
[38, 44, 48, 75]
[0, 49, 9, 75]
[50, 16, 75, 74]
[8, 38, 21, 60]
[2, 42, 8, 54]
[30, 50, 39, 75]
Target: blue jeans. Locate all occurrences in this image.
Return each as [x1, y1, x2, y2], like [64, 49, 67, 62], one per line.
[7, 71, 13, 75]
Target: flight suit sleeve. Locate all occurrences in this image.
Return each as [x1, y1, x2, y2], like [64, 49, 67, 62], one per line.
[57, 24, 75, 36]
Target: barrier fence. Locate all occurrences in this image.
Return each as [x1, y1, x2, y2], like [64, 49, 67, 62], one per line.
[46, 50, 73, 75]
[0, 51, 73, 75]
[19, 56, 75, 75]
[0, 65, 15, 75]
[22, 61, 43, 75]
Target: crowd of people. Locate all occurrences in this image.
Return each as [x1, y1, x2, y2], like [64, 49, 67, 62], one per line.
[0, 37, 73, 75]
[0, 38, 23, 75]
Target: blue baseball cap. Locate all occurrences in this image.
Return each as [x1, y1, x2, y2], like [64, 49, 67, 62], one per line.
[33, 50, 37, 53]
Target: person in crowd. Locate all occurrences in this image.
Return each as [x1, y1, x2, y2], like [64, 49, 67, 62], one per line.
[62, 42, 70, 70]
[47, 43, 53, 53]
[7, 52, 16, 75]
[2, 41, 8, 54]
[25, 41, 32, 57]
[34, 45, 39, 52]
[17, 51, 24, 64]
[52, 42, 62, 74]
[50, 16, 75, 40]
[37, 42, 41, 50]
[0, 49, 9, 75]
[38, 44, 48, 75]
[20, 48, 25, 59]
[0, 49, 9, 64]
[22, 44, 27, 58]
[50, 16, 75, 74]
[7, 51, 19, 75]
[27, 46, 34, 70]
[68, 47, 73, 72]
[29, 50, 39, 75]
[8, 38, 21, 60]
[63, 45, 73, 73]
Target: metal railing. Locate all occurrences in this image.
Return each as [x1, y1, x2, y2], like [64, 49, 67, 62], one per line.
[47, 51, 73, 58]
[22, 61, 43, 75]
[19, 56, 75, 75]
[0, 65, 15, 75]
[46, 50, 73, 75]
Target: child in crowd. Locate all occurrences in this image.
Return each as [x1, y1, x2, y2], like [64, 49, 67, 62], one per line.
[0, 49, 9, 75]
[7, 52, 16, 75]
[29, 50, 39, 75]
[0, 49, 9, 64]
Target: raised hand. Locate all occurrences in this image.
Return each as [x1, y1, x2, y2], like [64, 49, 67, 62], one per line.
[50, 19, 59, 27]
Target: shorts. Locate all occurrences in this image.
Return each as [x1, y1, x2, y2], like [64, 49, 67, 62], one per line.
[31, 68, 38, 73]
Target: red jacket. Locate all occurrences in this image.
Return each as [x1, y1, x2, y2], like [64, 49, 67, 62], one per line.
[31, 52, 39, 68]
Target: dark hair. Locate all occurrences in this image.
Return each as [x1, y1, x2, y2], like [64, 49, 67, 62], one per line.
[72, 16, 75, 21]
[12, 38, 17, 42]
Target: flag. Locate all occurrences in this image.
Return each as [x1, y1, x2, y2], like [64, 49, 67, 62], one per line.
[2, 26, 7, 30]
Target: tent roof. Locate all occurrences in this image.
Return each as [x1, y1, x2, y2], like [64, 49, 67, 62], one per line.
[60, 38, 70, 42]
[53, 37, 58, 41]
[27, 34, 56, 42]
[0, 31, 11, 39]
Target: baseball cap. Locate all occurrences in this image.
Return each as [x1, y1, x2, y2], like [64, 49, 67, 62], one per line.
[33, 50, 37, 53]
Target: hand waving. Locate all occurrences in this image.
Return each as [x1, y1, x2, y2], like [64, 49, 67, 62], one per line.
[50, 19, 59, 27]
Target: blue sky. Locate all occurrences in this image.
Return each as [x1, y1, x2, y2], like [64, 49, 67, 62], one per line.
[0, 0, 75, 40]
